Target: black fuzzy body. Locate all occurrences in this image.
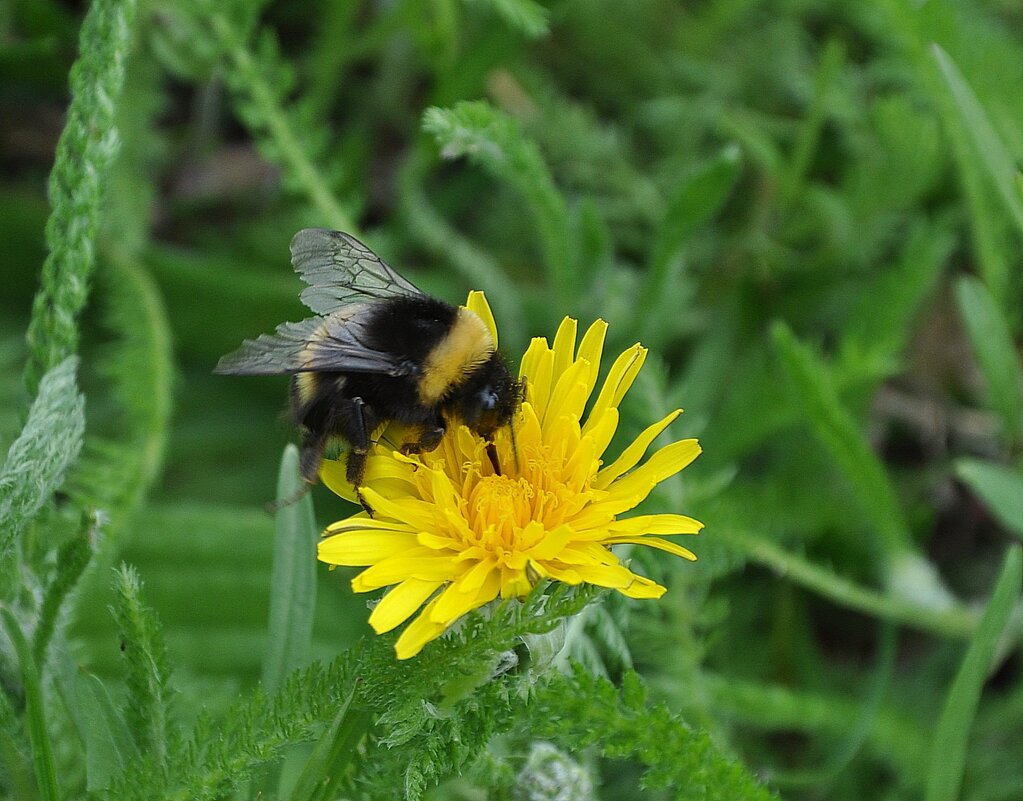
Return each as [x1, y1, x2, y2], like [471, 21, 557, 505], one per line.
[289, 295, 518, 494]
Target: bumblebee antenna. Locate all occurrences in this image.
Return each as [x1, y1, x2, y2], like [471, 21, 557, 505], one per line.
[509, 376, 525, 473]
[509, 416, 520, 473]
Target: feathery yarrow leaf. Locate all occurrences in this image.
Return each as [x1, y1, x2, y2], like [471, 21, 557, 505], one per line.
[0, 357, 85, 563]
[109, 564, 175, 779]
[23, 0, 139, 393]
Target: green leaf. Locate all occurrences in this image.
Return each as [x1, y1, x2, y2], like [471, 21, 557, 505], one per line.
[955, 459, 1023, 540]
[33, 510, 98, 666]
[526, 666, 779, 800]
[955, 276, 1023, 442]
[925, 546, 1021, 801]
[206, 8, 354, 232]
[423, 101, 572, 305]
[286, 687, 369, 801]
[262, 445, 318, 692]
[931, 45, 1023, 246]
[464, 0, 549, 38]
[637, 144, 742, 345]
[68, 253, 174, 552]
[770, 322, 911, 559]
[1, 608, 60, 801]
[110, 563, 174, 773]
[77, 671, 139, 792]
[0, 356, 85, 563]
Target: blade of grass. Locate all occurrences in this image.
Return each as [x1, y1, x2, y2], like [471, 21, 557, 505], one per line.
[955, 459, 1023, 540]
[925, 545, 1021, 801]
[287, 686, 371, 801]
[262, 444, 318, 691]
[637, 144, 741, 346]
[77, 671, 139, 792]
[931, 45, 1023, 243]
[783, 38, 845, 205]
[770, 321, 911, 560]
[954, 276, 1023, 443]
[1, 607, 60, 801]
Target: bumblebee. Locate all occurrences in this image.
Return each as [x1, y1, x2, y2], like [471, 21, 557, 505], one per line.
[215, 228, 521, 509]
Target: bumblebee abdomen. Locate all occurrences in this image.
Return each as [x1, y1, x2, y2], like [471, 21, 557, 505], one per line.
[290, 371, 346, 424]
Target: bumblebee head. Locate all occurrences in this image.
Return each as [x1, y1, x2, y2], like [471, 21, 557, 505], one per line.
[457, 353, 521, 438]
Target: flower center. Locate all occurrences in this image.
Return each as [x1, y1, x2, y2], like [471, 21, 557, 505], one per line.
[466, 474, 533, 549]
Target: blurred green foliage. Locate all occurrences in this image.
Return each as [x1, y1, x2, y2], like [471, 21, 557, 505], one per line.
[2, 0, 1023, 798]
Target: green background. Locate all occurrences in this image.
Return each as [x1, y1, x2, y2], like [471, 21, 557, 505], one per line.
[2, 0, 1023, 798]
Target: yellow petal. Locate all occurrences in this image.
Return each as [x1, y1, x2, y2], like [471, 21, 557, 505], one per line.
[603, 438, 701, 503]
[417, 531, 460, 550]
[564, 504, 616, 532]
[618, 574, 667, 599]
[515, 402, 543, 461]
[576, 319, 608, 398]
[526, 523, 573, 560]
[584, 408, 619, 460]
[500, 566, 534, 598]
[544, 359, 592, 427]
[551, 317, 578, 380]
[318, 530, 417, 566]
[352, 548, 457, 590]
[594, 409, 682, 489]
[359, 486, 438, 531]
[607, 513, 704, 536]
[430, 568, 502, 624]
[561, 434, 598, 490]
[604, 536, 697, 561]
[465, 291, 498, 347]
[565, 561, 638, 589]
[324, 517, 415, 535]
[519, 338, 554, 415]
[582, 344, 647, 436]
[395, 596, 448, 659]
[320, 458, 358, 503]
[458, 557, 498, 593]
[542, 563, 583, 584]
[368, 578, 442, 633]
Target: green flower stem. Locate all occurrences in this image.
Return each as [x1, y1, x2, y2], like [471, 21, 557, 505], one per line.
[211, 13, 354, 233]
[1, 607, 60, 801]
[703, 671, 928, 780]
[716, 527, 977, 638]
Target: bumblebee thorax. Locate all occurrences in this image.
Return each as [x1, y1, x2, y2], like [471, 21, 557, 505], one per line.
[418, 308, 495, 404]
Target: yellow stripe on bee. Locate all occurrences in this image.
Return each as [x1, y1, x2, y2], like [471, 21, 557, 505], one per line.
[294, 371, 319, 406]
[418, 308, 494, 404]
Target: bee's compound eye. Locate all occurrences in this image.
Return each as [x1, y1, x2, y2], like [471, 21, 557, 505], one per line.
[479, 388, 499, 411]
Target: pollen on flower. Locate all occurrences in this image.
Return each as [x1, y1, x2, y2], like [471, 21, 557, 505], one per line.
[318, 294, 703, 659]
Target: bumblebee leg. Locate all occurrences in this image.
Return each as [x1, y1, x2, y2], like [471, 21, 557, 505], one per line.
[299, 430, 327, 484]
[399, 411, 446, 456]
[339, 397, 377, 516]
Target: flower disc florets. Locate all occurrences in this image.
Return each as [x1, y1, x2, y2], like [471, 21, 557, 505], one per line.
[318, 292, 702, 659]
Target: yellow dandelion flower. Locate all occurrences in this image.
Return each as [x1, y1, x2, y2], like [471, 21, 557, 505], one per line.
[318, 292, 703, 659]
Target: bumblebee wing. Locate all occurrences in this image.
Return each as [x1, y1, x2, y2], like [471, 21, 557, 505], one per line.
[215, 312, 415, 377]
[290, 228, 424, 315]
